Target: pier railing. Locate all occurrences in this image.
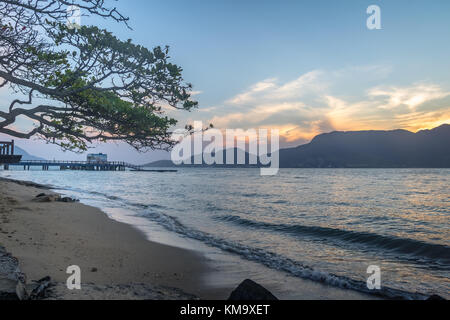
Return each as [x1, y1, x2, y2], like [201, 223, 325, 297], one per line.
[7, 159, 143, 171]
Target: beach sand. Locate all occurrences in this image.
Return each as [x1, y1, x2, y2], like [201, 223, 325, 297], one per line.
[0, 178, 215, 300]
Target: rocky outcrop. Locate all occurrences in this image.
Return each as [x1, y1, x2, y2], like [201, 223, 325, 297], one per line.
[33, 193, 79, 203]
[0, 247, 52, 300]
[228, 279, 278, 301]
[0, 246, 26, 300]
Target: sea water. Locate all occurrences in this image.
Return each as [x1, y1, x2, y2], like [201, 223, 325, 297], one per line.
[1, 168, 449, 299]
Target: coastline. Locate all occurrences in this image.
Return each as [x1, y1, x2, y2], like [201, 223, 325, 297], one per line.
[0, 176, 386, 301]
[0, 177, 220, 300]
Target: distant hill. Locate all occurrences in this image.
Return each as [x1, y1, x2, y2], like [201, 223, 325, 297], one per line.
[279, 124, 450, 168]
[144, 159, 176, 167]
[144, 124, 450, 168]
[14, 146, 46, 161]
[143, 149, 260, 168]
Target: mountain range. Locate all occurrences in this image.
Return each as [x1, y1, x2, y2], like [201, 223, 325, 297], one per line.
[144, 124, 450, 168]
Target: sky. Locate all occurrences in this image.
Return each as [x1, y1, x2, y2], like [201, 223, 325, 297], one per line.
[1, 0, 450, 163]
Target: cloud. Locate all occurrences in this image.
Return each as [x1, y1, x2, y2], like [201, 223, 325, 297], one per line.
[227, 78, 278, 105]
[390, 110, 450, 132]
[270, 71, 325, 100]
[204, 66, 450, 147]
[368, 84, 450, 111]
[210, 102, 307, 128]
[226, 71, 326, 106]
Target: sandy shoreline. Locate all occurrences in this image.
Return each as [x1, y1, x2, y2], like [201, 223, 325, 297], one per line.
[0, 177, 222, 300]
[0, 176, 386, 301]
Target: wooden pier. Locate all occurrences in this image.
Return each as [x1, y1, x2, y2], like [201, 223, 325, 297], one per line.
[4, 160, 144, 171]
[0, 143, 159, 172]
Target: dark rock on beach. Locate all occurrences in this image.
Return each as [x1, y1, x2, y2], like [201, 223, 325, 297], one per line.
[228, 279, 278, 301]
[26, 277, 52, 300]
[0, 246, 26, 300]
[60, 197, 79, 203]
[1, 246, 52, 300]
[33, 193, 79, 203]
[33, 194, 60, 202]
[0, 278, 19, 300]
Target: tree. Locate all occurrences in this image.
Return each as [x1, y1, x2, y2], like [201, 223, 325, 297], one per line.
[0, 0, 198, 151]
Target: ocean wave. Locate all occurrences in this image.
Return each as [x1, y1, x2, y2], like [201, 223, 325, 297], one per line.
[237, 192, 272, 198]
[216, 215, 450, 265]
[60, 185, 435, 299]
[270, 200, 289, 204]
[136, 209, 428, 300]
[68, 189, 122, 202]
[65, 187, 167, 210]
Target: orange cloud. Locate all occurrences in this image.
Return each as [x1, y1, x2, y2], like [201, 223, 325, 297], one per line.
[206, 69, 450, 145]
